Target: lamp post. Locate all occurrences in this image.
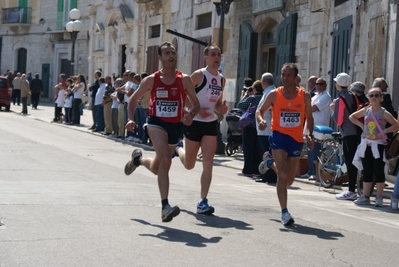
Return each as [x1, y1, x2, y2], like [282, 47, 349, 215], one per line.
[212, 0, 233, 155]
[65, 8, 82, 75]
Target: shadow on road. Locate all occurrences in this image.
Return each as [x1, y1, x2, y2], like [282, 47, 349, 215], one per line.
[131, 219, 222, 247]
[270, 219, 344, 240]
[183, 210, 254, 230]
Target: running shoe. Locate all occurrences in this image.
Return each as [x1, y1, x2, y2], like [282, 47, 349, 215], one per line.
[172, 139, 183, 158]
[354, 194, 370, 205]
[124, 149, 142, 175]
[375, 196, 383, 207]
[335, 190, 357, 201]
[258, 151, 273, 174]
[197, 198, 215, 215]
[281, 212, 295, 226]
[161, 204, 180, 222]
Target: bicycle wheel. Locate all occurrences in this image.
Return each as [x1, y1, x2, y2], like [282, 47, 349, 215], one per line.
[318, 145, 339, 188]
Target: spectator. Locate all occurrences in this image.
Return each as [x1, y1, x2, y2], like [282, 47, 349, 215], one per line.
[20, 74, 30, 115]
[12, 72, 22, 105]
[307, 76, 318, 97]
[330, 73, 359, 201]
[255, 72, 276, 183]
[391, 173, 399, 210]
[350, 87, 398, 206]
[64, 79, 74, 125]
[102, 76, 114, 135]
[110, 78, 123, 137]
[26, 72, 32, 83]
[373, 77, 397, 139]
[71, 74, 86, 125]
[133, 74, 143, 141]
[55, 82, 65, 123]
[300, 78, 332, 180]
[237, 80, 264, 177]
[116, 78, 126, 139]
[30, 73, 43, 109]
[240, 77, 253, 100]
[350, 81, 368, 105]
[53, 74, 66, 122]
[92, 77, 106, 132]
[88, 70, 101, 130]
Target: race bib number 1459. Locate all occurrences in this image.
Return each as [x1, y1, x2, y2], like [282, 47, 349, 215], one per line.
[156, 100, 178, 117]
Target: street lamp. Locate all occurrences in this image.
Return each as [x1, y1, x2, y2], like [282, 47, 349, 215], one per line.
[212, 0, 233, 155]
[212, 0, 233, 53]
[65, 8, 82, 74]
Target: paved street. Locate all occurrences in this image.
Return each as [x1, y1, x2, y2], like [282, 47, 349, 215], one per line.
[0, 104, 398, 267]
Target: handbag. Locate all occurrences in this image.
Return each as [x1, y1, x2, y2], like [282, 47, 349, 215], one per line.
[386, 132, 399, 160]
[238, 105, 256, 129]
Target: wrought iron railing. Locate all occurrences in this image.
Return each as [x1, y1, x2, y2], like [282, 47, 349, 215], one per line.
[1, 7, 32, 24]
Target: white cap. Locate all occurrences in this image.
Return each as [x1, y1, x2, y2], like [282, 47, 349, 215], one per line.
[333, 73, 351, 87]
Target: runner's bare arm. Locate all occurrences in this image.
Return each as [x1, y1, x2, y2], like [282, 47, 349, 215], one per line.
[183, 74, 200, 117]
[256, 90, 276, 130]
[126, 76, 153, 131]
[215, 77, 228, 115]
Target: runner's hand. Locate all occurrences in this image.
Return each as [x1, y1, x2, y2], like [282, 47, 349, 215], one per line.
[125, 120, 136, 132]
[219, 100, 228, 115]
[181, 109, 193, 126]
[258, 120, 267, 131]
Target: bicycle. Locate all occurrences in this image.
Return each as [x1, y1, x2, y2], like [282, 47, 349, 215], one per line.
[316, 126, 374, 196]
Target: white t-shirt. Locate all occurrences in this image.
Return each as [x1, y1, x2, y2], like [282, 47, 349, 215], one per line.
[124, 81, 133, 103]
[111, 92, 119, 109]
[95, 83, 106, 105]
[73, 82, 85, 99]
[303, 89, 332, 134]
[56, 89, 65, 108]
[64, 93, 73, 108]
[256, 85, 275, 136]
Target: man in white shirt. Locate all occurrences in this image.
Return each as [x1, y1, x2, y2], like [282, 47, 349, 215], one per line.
[256, 72, 276, 183]
[92, 77, 106, 132]
[300, 78, 332, 180]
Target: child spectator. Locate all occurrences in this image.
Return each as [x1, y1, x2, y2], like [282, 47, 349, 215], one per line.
[64, 79, 74, 124]
[55, 83, 65, 123]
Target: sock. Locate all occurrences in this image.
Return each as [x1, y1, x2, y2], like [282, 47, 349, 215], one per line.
[282, 208, 288, 214]
[161, 199, 169, 209]
[133, 155, 141, 166]
[364, 195, 370, 199]
[266, 159, 274, 168]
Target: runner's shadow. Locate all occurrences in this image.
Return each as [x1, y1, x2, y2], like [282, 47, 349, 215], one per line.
[131, 219, 222, 247]
[270, 219, 344, 240]
[183, 210, 254, 230]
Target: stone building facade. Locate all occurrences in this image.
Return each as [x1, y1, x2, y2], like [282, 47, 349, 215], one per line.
[1, 0, 399, 111]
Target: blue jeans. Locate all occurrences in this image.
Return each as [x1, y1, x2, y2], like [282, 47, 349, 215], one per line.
[64, 107, 71, 123]
[393, 173, 399, 199]
[95, 104, 105, 131]
[307, 141, 321, 175]
[134, 106, 142, 138]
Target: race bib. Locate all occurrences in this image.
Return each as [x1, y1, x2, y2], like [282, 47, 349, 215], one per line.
[156, 100, 178, 117]
[207, 86, 222, 103]
[280, 112, 300, 127]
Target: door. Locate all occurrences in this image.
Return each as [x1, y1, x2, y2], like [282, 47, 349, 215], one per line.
[41, 64, 50, 99]
[273, 13, 298, 86]
[60, 58, 72, 80]
[329, 16, 352, 99]
[191, 36, 211, 74]
[366, 16, 385, 87]
[17, 48, 27, 74]
[236, 23, 257, 103]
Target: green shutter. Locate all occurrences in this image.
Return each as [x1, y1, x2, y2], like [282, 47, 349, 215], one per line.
[19, 0, 28, 23]
[57, 0, 64, 30]
[70, 0, 77, 9]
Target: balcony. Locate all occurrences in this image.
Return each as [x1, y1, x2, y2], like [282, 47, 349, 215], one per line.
[1, 7, 32, 32]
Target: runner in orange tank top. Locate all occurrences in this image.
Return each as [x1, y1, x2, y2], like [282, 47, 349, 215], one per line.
[256, 63, 314, 226]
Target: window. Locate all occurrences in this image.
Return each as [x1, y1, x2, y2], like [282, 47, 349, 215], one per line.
[334, 0, 349, 7]
[197, 12, 212, 30]
[150, 24, 161, 38]
[57, 0, 77, 30]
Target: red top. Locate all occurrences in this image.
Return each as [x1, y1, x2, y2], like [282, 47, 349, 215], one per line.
[148, 70, 186, 123]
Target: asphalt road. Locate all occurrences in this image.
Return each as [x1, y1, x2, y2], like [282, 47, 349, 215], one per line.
[0, 109, 398, 267]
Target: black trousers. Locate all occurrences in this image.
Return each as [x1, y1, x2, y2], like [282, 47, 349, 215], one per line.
[91, 102, 97, 128]
[72, 98, 82, 124]
[12, 89, 21, 105]
[361, 144, 385, 183]
[31, 93, 40, 108]
[343, 134, 360, 193]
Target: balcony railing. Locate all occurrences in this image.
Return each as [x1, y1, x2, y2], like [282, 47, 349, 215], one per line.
[1, 7, 32, 24]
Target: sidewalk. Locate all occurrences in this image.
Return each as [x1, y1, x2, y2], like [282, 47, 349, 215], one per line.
[9, 102, 395, 194]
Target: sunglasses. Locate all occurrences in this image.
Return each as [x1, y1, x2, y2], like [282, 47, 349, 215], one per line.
[368, 93, 381, 98]
[316, 83, 326, 85]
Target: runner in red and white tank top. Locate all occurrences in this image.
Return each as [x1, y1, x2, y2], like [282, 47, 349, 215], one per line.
[124, 42, 200, 223]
